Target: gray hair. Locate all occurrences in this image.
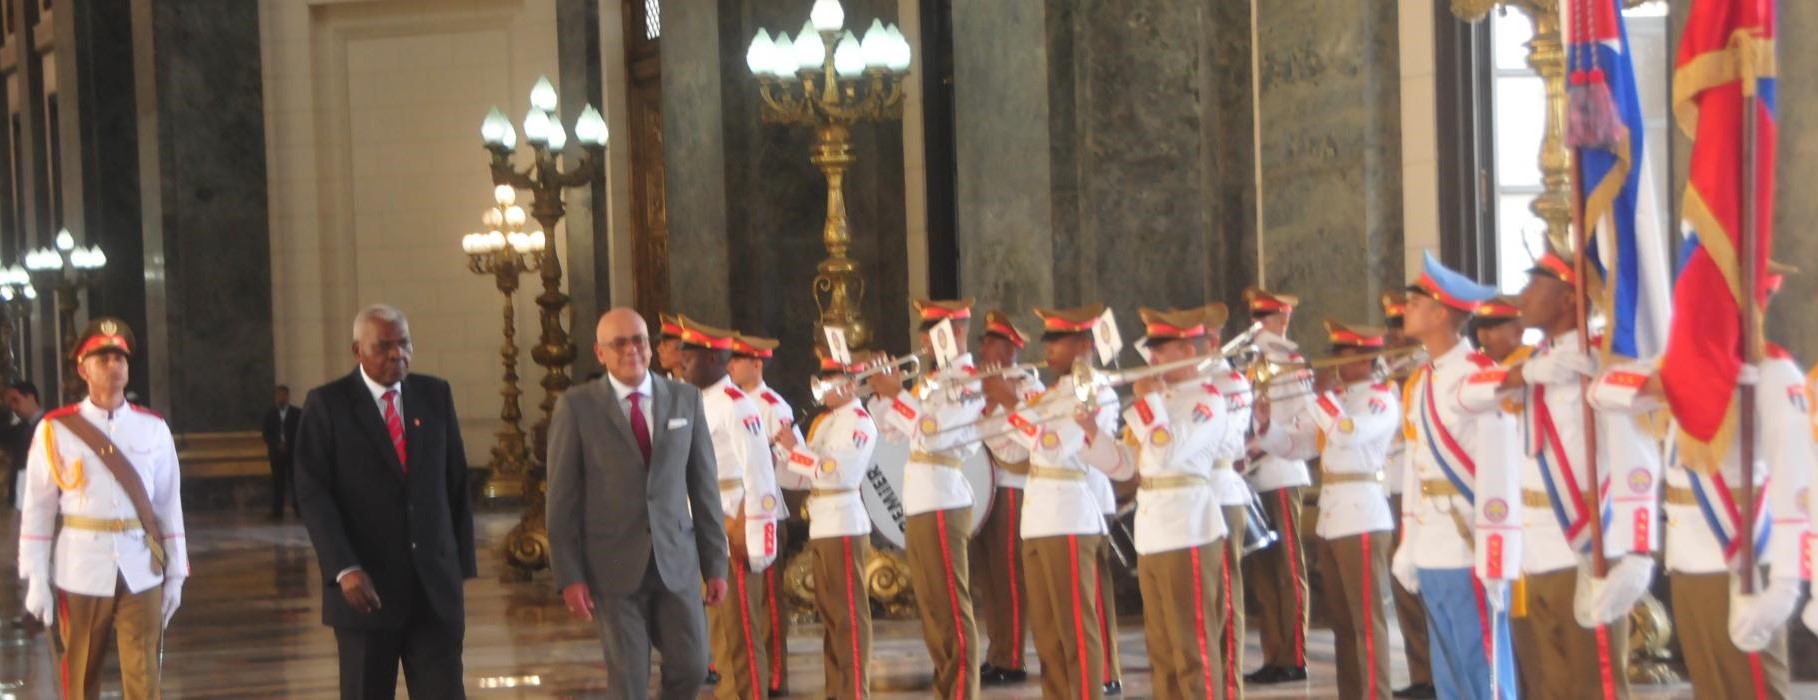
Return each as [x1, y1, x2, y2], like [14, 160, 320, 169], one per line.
[352, 303, 410, 341]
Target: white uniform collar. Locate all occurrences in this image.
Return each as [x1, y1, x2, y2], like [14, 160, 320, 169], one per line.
[79, 397, 128, 421]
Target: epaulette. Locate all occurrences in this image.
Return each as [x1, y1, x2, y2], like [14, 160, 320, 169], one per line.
[961, 365, 978, 376]
[853, 408, 868, 419]
[1370, 382, 1392, 392]
[45, 405, 80, 419]
[129, 403, 164, 419]
[760, 391, 781, 406]
[1465, 351, 1496, 369]
[1768, 343, 1793, 361]
[724, 386, 745, 400]
[1202, 382, 1221, 395]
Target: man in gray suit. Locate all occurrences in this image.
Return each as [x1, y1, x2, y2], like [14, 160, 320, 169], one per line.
[547, 308, 729, 699]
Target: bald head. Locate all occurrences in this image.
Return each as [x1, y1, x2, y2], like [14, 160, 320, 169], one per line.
[595, 308, 652, 386]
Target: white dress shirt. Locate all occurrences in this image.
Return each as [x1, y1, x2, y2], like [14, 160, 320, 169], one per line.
[607, 370, 656, 445]
[360, 366, 404, 424]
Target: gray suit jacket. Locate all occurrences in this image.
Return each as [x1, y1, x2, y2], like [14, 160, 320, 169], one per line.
[546, 374, 728, 595]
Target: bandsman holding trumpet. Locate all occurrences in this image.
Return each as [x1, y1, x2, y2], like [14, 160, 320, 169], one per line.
[1240, 287, 1315, 685]
[973, 310, 1044, 685]
[1388, 253, 1523, 698]
[1109, 307, 1232, 700]
[774, 354, 879, 700]
[730, 333, 804, 697]
[1195, 302, 1258, 699]
[1380, 292, 1435, 700]
[1008, 304, 1126, 700]
[866, 299, 988, 700]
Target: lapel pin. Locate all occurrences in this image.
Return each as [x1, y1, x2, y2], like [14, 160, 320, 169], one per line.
[413, 418, 421, 427]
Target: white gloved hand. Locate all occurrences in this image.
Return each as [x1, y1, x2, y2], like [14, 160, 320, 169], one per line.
[1392, 547, 1420, 593]
[162, 577, 184, 629]
[1482, 578, 1510, 613]
[1574, 561, 1600, 628]
[1523, 350, 1598, 385]
[1737, 363, 1761, 386]
[1593, 556, 1655, 625]
[1803, 598, 1818, 636]
[1728, 578, 1800, 652]
[23, 576, 53, 626]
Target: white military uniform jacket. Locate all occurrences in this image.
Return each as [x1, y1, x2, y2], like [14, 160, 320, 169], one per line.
[981, 370, 1048, 489]
[1290, 381, 1399, 540]
[1395, 342, 1524, 580]
[753, 382, 808, 519]
[1010, 374, 1122, 539]
[703, 375, 782, 572]
[785, 400, 879, 540]
[873, 353, 986, 516]
[1208, 362, 1256, 507]
[1593, 353, 1812, 579]
[1247, 331, 1315, 492]
[1117, 381, 1230, 554]
[19, 399, 190, 596]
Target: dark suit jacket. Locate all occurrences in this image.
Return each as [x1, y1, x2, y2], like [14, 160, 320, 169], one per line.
[294, 370, 477, 629]
[546, 373, 727, 596]
[262, 404, 302, 464]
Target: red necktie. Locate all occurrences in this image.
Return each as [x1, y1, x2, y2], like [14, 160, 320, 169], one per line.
[383, 389, 408, 475]
[628, 392, 652, 465]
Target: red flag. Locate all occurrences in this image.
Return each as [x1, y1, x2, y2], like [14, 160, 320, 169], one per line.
[1659, 0, 1777, 472]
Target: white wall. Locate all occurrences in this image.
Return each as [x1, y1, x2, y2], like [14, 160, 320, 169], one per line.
[1399, 0, 1440, 279]
[262, 0, 561, 460]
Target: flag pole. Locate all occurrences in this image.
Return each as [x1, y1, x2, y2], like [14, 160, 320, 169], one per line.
[1569, 149, 1608, 578]
[1737, 86, 1761, 595]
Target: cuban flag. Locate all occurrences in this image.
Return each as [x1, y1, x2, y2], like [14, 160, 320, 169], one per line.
[1659, 0, 1777, 473]
[1567, 0, 1671, 361]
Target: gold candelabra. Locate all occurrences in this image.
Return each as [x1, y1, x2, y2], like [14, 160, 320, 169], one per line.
[24, 228, 106, 402]
[480, 76, 609, 579]
[461, 185, 548, 500]
[747, 0, 913, 350]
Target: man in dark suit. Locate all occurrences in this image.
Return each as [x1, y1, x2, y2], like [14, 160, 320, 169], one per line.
[262, 384, 303, 519]
[547, 307, 728, 700]
[295, 304, 477, 699]
[1, 380, 42, 510]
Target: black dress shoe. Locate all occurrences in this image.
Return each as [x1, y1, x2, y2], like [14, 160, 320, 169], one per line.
[1279, 666, 1307, 681]
[704, 669, 720, 685]
[1393, 682, 1438, 699]
[1243, 665, 1285, 684]
[1104, 680, 1123, 695]
[979, 662, 999, 679]
[996, 667, 1028, 684]
[768, 689, 786, 697]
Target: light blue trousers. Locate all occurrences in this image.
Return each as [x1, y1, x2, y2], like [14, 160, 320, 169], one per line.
[1417, 568, 1517, 699]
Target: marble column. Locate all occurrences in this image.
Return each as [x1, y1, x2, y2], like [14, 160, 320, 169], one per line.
[130, 0, 273, 431]
[1768, 1, 1817, 361]
[557, 0, 609, 376]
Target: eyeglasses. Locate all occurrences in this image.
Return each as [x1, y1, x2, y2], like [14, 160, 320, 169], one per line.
[604, 335, 649, 352]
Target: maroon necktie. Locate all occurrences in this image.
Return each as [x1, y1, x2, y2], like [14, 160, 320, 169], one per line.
[382, 389, 408, 475]
[628, 392, 652, 464]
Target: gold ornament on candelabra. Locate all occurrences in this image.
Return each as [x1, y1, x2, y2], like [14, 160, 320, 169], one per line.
[747, 0, 913, 351]
[0, 267, 38, 387]
[461, 184, 548, 500]
[480, 75, 609, 579]
[1449, 0, 1676, 683]
[24, 228, 106, 403]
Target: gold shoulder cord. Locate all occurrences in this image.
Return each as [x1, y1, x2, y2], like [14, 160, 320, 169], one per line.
[43, 421, 86, 491]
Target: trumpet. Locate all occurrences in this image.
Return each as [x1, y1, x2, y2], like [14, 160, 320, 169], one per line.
[813, 352, 928, 405]
[1247, 345, 1426, 395]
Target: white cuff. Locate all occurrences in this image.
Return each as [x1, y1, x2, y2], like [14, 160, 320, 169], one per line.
[335, 566, 362, 583]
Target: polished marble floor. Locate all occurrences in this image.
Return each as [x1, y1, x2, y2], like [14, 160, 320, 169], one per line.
[0, 509, 1805, 698]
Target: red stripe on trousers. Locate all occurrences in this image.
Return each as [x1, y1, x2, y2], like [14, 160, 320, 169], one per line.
[936, 511, 969, 700]
[736, 565, 762, 696]
[1363, 534, 1377, 698]
[1222, 547, 1236, 698]
[1007, 490, 1023, 668]
[1279, 489, 1307, 666]
[768, 567, 783, 689]
[1595, 624, 1615, 699]
[57, 592, 70, 699]
[1069, 535, 1091, 700]
[1193, 546, 1214, 700]
[1471, 579, 1491, 667]
[844, 537, 864, 700]
[1749, 652, 1768, 699]
[1096, 556, 1113, 679]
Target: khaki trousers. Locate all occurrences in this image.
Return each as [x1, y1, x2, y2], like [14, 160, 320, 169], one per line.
[1024, 533, 1106, 700]
[708, 561, 770, 700]
[810, 535, 873, 700]
[1672, 571, 1790, 700]
[1246, 486, 1308, 668]
[763, 524, 792, 694]
[1138, 542, 1229, 700]
[905, 507, 980, 699]
[1096, 531, 1123, 682]
[59, 576, 163, 700]
[1508, 568, 1629, 700]
[970, 487, 1029, 670]
[1387, 494, 1432, 686]
[1219, 505, 1246, 700]
[1316, 531, 1393, 700]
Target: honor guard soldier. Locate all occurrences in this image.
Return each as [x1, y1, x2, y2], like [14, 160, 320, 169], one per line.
[1239, 287, 1315, 685]
[865, 298, 987, 700]
[1381, 292, 1435, 699]
[1006, 304, 1125, 700]
[1603, 262, 1811, 699]
[19, 317, 189, 700]
[1469, 297, 1531, 365]
[1113, 307, 1232, 699]
[973, 310, 1044, 686]
[1389, 252, 1523, 698]
[680, 317, 783, 700]
[731, 333, 802, 697]
[1501, 251, 1658, 700]
[658, 313, 686, 381]
[1265, 320, 1400, 699]
[1194, 302, 1257, 699]
[775, 354, 879, 699]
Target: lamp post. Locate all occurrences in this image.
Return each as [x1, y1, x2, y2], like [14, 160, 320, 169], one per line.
[481, 76, 608, 578]
[746, 0, 912, 350]
[24, 228, 105, 402]
[0, 266, 37, 386]
[462, 184, 547, 501]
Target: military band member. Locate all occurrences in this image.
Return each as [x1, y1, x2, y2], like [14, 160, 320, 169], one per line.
[1194, 302, 1256, 699]
[1007, 304, 1124, 700]
[1265, 320, 1400, 700]
[973, 310, 1044, 685]
[1599, 263, 1812, 699]
[1112, 307, 1232, 700]
[1240, 287, 1315, 685]
[774, 355, 879, 700]
[681, 317, 784, 700]
[731, 333, 803, 697]
[1381, 292, 1435, 700]
[1389, 252, 1523, 698]
[1468, 297, 1530, 364]
[866, 299, 988, 700]
[19, 318, 189, 700]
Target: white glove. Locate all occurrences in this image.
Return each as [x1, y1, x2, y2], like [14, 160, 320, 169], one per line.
[1392, 547, 1419, 593]
[23, 576, 53, 626]
[1591, 556, 1654, 626]
[162, 578, 184, 629]
[1574, 561, 1599, 628]
[1523, 350, 1597, 385]
[1736, 363, 1761, 386]
[1803, 598, 1818, 636]
[1481, 578, 1510, 613]
[1728, 578, 1799, 652]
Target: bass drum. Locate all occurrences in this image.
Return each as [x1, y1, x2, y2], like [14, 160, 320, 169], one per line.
[861, 436, 996, 549]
